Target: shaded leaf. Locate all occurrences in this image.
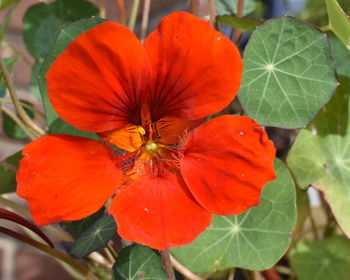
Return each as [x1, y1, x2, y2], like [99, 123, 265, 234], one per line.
[38, 17, 104, 139]
[0, 151, 21, 194]
[23, 0, 99, 58]
[238, 16, 338, 128]
[171, 159, 296, 272]
[287, 76, 350, 238]
[61, 207, 105, 239]
[217, 15, 263, 32]
[290, 236, 350, 280]
[69, 214, 116, 258]
[2, 100, 35, 140]
[330, 35, 350, 78]
[112, 245, 167, 280]
[215, 0, 256, 16]
[326, 0, 350, 49]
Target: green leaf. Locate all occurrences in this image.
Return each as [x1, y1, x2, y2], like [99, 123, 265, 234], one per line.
[2, 100, 35, 140]
[330, 35, 350, 78]
[0, 151, 21, 194]
[0, 55, 21, 97]
[23, 0, 99, 59]
[171, 159, 296, 272]
[287, 76, 350, 238]
[0, 0, 19, 10]
[69, 213, 116, 258]
[112, 245, 167, 280]
[38, 17, 104, 138]
[215, 0, 256, 16]
[326, 0, 350, 49]
[29, 60, 43, 100]
[290, 236, 350, 280]
[61, 207, 105, 239]
[217, 15, 263, 32]
[238, 16, 338, 128]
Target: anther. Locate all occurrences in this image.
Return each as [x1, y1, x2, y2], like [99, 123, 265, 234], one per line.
[145, 141, 158, 151]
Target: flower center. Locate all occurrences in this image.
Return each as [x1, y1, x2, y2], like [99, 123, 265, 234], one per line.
[145, 141, 158, 152]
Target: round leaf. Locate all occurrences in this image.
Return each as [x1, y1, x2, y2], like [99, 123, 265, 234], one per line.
[0, 151, 21, 194]
[238, 16, 338, 128]
[112, 245, 167, 280]
[290, 236, 350, 280]
[287, 76, 350, 238]
[330, 35, 350, 78]
[171, 159, 296, 272]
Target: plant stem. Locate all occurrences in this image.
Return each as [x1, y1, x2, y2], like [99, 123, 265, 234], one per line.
[228, 268, 235, 280]
[99, 0, 106, 18]
[140, 0, 151, 42]
[0, 225, 97, 279]
[320, 25, 331, 32]
[128, 0, 141, 31]
[0, 58, 45, 137]
[0, 97, 45, 118]
[160, 250, 176, 280]
[1, 106, 38, 140]
[1, 41, 33, 68]
[188, 0, 200, 15]
[309, 208, 320, 240]
[170, 254, 204, 280]
[232, 0, 245, 44]
[115, 0, 126, 25]
[209, 0, 216, 26]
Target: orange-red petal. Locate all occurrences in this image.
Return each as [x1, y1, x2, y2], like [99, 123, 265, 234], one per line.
[109, 173, 211, 249]
[180, 115, 276, 215]
[47, 22, 150, 132]
[16, 135, 121, 226]
[144, 12, 242, 121]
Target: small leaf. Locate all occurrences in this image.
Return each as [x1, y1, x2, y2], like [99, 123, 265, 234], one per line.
[215, 0, 256, 16]
[329, 35, 350, 78]
[112, 245, 167, 280]
[0, 151, 21, 194]
[326, 0, 350, 49]
[217, 15, 263, 32]
[69, 214, 116, 258]
[38, 17, 104, 138]
[61, 207, 105, 239]
[238, 16, 338, 128]
[171, 159, 296, 272]
[290, 236, 350, 280]
[287, 76, 350, 239]
[2, 100, 35, 140]
[0, 0, 19, 10]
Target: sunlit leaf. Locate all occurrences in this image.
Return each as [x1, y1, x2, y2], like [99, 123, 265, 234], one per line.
[69, 214, 116, 258]
[217, 15, 263, 32]
[238, 16, 338, 128]
[38, 17, 104, 138]
[290, 236, 350, 280]
[112, 245, 167, 280]
[0, 151, 21, 194]
[0, 0, 19, 10]
[326, 0, 350, 49]
[287, 76, 350, 238]
[215, 0, 256, 16]
[171, 159, 296, 272]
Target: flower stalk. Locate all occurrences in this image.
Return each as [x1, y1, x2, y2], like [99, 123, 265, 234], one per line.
[160, 250, 176, 280]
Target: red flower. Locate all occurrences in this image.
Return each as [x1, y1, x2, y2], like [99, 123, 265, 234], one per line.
[16, 12, 276, 249]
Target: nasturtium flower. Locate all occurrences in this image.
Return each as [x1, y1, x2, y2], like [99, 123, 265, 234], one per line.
[16, 12, 276, 249]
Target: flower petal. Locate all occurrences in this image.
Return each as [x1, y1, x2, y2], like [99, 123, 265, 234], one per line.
[156, 117, 204, 145]
[16, 135, 121, 225]
[109, 173, 211, 249]
[47, 22, 150, 132]
[144, 12, 242, 121]
[180, 115, 276, 215]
